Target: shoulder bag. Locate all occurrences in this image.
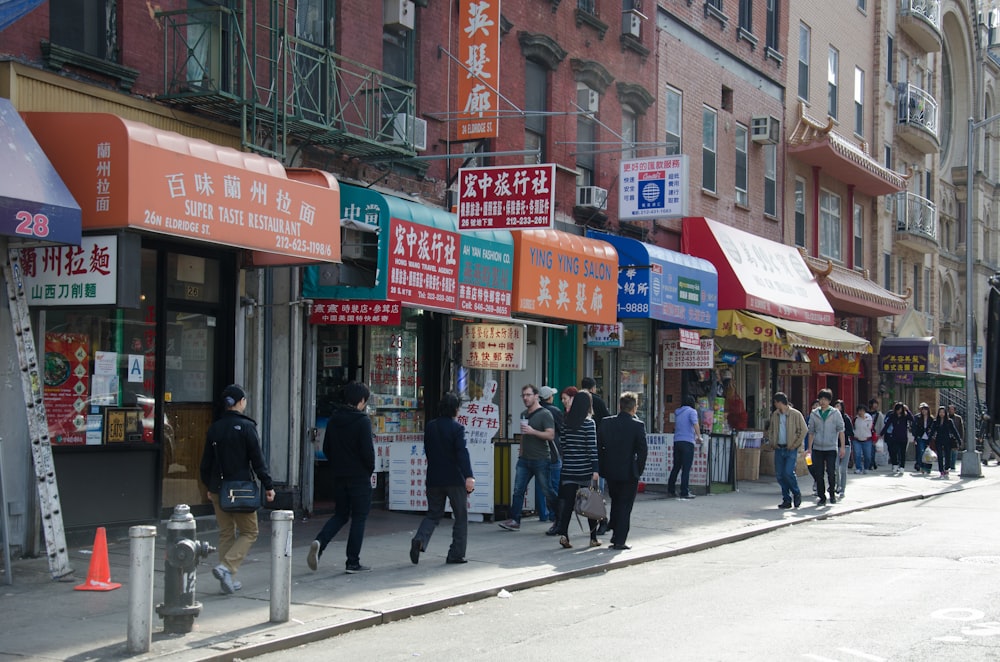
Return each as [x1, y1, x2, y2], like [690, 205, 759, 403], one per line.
[574, 481, 607, 522]
[214, 441, 262, 513]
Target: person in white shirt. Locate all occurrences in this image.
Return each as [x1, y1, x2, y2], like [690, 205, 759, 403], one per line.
[853, 405, 874, 475]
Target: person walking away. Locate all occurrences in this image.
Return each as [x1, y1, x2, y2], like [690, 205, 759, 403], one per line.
[833, 399, 854, 498]
[536, 386, 564, 533]
[880, 402, 913, 475]
[498, 385, 557, 531]
[581, 376, 611, 421]
[806, 389, 845, 505]
[410, 393, 475, 565]
[929, 406, 961, 479]
[553, 391, 601, 549]
[947, 404, 964, 471]
[804, 399, 821, 494]
[667, 395, 699, 499]
[911, 402, 934, 476]
[763, 392, 806, 509]
[200, 384, 276, 594]
[852, 405, 874, 475]
[597, 392, 647, 550]
[307, 381, 375, 574]
[867, 398, 885, 470]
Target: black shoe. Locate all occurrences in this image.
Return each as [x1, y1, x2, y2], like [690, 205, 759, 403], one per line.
[545, 525, 559, 536]
[778, 501, 792, 509]
[666, 491, 677, 498]
[445, 557, 467, 564]
[345, 563, 371, 574]
[409, 539, 421, 565]
[595, 521, 609, 536]
[829, 495, 837, 504]
[793, 493, 802, 508]
[608, 543, 631, 550]
[817, 497, 827, 506]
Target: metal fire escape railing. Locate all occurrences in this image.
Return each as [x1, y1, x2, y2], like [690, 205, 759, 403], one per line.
[891, 190, 939, 243]
[157, 2, 416, 162]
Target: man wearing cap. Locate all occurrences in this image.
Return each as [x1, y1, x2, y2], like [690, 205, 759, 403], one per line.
[536, 385, 564, 534]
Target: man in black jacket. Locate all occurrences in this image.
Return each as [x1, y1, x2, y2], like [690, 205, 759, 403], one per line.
[597, 391, 647, 550]
[582, 376, 611, 420]
[409, 393, 475, 565]
[307, 381, 376, 574]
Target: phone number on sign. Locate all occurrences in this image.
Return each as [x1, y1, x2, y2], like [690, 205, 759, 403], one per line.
[274, 236, 334, 258]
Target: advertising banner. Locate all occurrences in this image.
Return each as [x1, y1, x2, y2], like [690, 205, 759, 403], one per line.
[388, 217, 459, 308]
[619, 156, 689, 220]
[455, 0, 501, 140]
[461, 324, 526, 370]
[457, 164, 555, 230]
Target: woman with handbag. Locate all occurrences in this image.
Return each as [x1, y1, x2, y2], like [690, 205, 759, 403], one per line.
[199, 384, 275, 595]
[553, 391, 601, 549]
[929, 406, 960, 478]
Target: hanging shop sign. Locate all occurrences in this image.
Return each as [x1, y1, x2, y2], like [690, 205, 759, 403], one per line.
[308, 300, 402, 326]
[940, 345, 966, 377]
[777, 362, 812, 377]
[619, 155, 689, 220]
[455, 0, 500, 140]
[460, 323, 526, 370]
[908, 375, 965, 389]
[663, 338, 715, 369]
[877, 337, 938, 373]
[585, 323, 624, 347]
[388, 217, 459, 307]
[457, 164, 555, 231]
[678, 328, 701, 350]
[511, 229, 618, 324]
[458, 231, 513, 316]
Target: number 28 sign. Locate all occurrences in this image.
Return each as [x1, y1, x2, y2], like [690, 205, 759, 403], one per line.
[14, 211, 51, 238]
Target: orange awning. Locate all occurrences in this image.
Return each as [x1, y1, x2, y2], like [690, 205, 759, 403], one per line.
[512, 229, 618, 325]
[22, 113, 340, 263]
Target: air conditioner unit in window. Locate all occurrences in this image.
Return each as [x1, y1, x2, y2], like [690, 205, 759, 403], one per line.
[342, 228, 379, 262]
[386, 113, 427, 151]
[622, 12, 641, 38]
[750, 115, 780, 144]
[576, 186, 608, 209]
[384, 0, 415, 31]
[577, 88, 599, 113]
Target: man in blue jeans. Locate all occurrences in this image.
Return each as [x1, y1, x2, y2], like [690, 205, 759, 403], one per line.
[764, 392, 807, 509]
[667, 395, 700, 499]
[499, 385, 556, 531]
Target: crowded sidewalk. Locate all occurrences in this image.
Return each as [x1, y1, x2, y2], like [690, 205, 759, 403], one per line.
[3, 464, 996, 662]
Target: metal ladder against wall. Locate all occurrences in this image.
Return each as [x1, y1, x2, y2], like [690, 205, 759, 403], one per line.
[2, 249, 72, 580]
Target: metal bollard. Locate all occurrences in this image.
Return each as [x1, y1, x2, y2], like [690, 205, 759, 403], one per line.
[127, 525, 157, 654]
[269, 510, 294, 623]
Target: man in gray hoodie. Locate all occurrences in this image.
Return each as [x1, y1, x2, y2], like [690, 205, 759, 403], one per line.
[806, 388, 845, 506]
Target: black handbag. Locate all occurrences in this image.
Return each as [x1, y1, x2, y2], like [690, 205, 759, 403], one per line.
[213, 442, 262, 513]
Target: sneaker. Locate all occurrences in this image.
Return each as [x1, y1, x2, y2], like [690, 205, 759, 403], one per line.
[793, 493, 802, 508]
[498, 519, 520, 531]
[409, 539, 421, 565]
[345, 563, 371, 574]
[829, 495, 837, 504]
[232, 580, 242, 592]
[588, 539, 602, 547]
[679, 493, 696, 500]
[817, 497, 827, 506]
[307, 540, 320, 571]
[778, 501, 792, 509]
[212, 564, 236, 595]
[545, 525, 559, 536]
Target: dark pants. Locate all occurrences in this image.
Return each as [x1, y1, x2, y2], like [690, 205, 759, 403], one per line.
[813, 449, 837, 498]
[937, 440, 954, 473]
[315, 476, 372, 566]
[888, 438, 907, 468]
[555, 481, 599, 540]
[667, 441, 695, 496]
[605, 478, 639, 546]
[413, 484, 469, 561]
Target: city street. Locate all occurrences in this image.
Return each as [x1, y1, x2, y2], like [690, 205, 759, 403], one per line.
[256, 480, 1000, 662]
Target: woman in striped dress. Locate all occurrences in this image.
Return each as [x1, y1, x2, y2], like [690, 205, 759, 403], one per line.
[553, 391, 601, 549]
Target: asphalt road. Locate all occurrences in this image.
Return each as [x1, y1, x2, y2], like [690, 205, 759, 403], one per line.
[253, 481, 1000, 662]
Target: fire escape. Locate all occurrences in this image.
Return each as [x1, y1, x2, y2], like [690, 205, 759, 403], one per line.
[155, 1, 417, 163]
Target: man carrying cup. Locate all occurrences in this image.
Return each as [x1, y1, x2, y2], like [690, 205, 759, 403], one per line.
[498, 384, 557, 531]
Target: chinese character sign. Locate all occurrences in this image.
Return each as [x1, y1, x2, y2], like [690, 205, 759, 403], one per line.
[461, 324, 526, 370]
[585, 323, 624, 347]
[458, 232, 513, 316]
[308, 300, 402, 326]
[662, 339, 714, 369]
[456, 0, 500, 140]
[19, 235, 118, 305]
[388, 217, 459, 308]
[619, 156, 689, 220]
[457, 379, 499, 514]
[457, 164, 555, 230]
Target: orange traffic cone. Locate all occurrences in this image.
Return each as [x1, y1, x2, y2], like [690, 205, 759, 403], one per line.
[74, 527, 121, 591]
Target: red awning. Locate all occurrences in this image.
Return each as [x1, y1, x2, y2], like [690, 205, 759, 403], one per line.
[681, 217, 834, 325]
[802, 255, 909, 318]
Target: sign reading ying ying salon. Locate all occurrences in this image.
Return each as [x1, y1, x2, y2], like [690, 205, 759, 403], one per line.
[456, 0, 500, 140]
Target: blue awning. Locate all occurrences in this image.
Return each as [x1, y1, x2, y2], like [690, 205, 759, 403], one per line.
[0, 98, 81, 245]
[587, 231, 718, 329]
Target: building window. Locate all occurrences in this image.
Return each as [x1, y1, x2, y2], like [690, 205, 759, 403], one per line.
[883, 252, 892, 291]
[854, 67, 865, 136]
[525, 60, 548, 164]
[764, 144, 777, 217]
[853, 202, 864, 270]
[798, 23, 810, 101]
[766, 0, 779, 51]
[794, 178, 806, 247]
[887, 34, 894, 84]
[622, 108, 638, 160]
[913, 264, 921, 311]
[857, 0, 866, 12]
[665, 86, 682, 155]
[382, 26, 414, 118]
[924, 268, 931, 314]
[819, 189, 842, 262]
[735, 124, 748, 206]
[702, 106, 718, 193]
[578, 0, 596, 14]
[828, 46, 839, 120]
[739, 0, 752, 32]
[577, 92, 597, 187]
[51, 0, 116, 60]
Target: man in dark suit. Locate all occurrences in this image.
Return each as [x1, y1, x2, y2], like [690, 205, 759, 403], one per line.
[597, 391, 647, 550]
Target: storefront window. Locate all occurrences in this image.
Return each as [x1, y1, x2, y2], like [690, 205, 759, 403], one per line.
[367, 309, 424, 432]
[449, 318, 508, 428]
[620, 319, 652, 425]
